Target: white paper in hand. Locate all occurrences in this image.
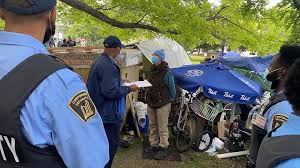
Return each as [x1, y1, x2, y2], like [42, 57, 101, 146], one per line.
[124, 80, 152, 88]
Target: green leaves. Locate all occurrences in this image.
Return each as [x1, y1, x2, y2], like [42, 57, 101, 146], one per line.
[56, 0, 292, 55]
[0, 20, 4, 30]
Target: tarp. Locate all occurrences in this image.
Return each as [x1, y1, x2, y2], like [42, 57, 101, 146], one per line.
[136, 37, 192, 68]
[171, 63, 262, 104]
[231, 67, 271, 91]
[216, 55, 273, 75]
[221, 51, 241, 58]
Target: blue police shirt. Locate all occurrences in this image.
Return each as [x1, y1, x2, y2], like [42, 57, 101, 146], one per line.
[273, 114, 300, 168]
[0, 31, 109, 168]
[264, 100, 293, 132]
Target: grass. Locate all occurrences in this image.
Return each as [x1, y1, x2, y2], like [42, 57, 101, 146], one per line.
[112, 138, 246, 168]
[190, 55, 206, 64]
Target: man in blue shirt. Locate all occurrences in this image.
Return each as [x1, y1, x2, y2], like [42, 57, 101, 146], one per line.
[247, 45, 299, 168]
[257, 57, 300, 168]
[0, 0, 109, 167]
[87, 36, 138, 168]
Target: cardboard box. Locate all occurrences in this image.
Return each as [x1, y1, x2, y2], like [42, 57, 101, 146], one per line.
[218, 121, 232, 139]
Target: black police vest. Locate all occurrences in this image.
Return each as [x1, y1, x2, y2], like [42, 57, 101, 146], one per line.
[256, 127, 300, 168]
[249, 93, 287, 164]
[0, 54, 70, 168]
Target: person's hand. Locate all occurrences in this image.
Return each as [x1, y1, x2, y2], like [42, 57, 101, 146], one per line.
[130, 85, 138, 92]
[123, 80, 131, 83]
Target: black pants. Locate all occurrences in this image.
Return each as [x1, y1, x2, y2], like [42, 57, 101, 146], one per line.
[104, 123, 121, 168]
[249, 125, 267, 164]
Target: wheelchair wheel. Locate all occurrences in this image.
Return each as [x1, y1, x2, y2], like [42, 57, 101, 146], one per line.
[176, 114, 200, 153]
[194, 130, 213, 152]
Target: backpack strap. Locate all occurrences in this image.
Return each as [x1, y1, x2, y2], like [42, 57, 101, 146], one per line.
[263, 93, 287, 115]
[0, 54, 70, 133]
[256, 127, 300, 168]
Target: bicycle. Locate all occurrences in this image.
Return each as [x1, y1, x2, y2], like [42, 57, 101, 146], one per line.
[174, 89, 202, 152]
[191, 97, 233, 152]
[174, 88, 234, 153]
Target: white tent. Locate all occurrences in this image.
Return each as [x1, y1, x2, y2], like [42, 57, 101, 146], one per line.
[136, 37, 192, 68]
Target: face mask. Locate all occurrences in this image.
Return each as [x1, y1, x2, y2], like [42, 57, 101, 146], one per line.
[266, 67, 284, 90]
[151, 56, 159, 64]
[43, 11, 56, 44]
[43, 23, 55, 44]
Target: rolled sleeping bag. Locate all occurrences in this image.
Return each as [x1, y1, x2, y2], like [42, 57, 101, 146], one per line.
[134, 102, 148, 128]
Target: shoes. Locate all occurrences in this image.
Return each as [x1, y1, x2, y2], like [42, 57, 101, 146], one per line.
[153, 147, 169, 160]
[144, 146, 160, 153]
[120, 132, 135, 148]
[120, 140, 130, 148]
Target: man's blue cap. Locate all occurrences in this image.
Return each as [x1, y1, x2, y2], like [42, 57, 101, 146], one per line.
[154, 49, 166, 61]
[0, 0, 57, 15]
[103, 35, 125, 48]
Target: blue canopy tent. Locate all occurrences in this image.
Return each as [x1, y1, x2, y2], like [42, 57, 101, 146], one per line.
[216, 55, 273, 76]
[171, 63, 262, 104]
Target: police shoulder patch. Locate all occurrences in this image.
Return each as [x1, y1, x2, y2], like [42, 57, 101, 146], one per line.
[272, 114, 288, 129]
[69, 91, 96, 122]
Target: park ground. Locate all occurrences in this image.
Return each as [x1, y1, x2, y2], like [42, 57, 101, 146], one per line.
[112, 138, 246, 168]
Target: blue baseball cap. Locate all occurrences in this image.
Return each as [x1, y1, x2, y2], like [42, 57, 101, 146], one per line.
[1, 0, 57, 15]
[154, 49, 166, 61]
[103, 36, 125, 48]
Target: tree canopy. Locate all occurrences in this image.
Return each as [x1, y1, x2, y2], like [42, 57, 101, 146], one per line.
[57, 0, 291, 55]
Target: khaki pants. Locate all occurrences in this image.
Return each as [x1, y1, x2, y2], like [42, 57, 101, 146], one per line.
[148, 103, 171, 148]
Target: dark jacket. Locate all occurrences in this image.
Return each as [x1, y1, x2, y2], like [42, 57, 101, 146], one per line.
[87, 53, 130, 124]
[147, 61, 176, 108]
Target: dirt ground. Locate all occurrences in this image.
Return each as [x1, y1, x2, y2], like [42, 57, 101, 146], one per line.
[112, 138, 246, 168]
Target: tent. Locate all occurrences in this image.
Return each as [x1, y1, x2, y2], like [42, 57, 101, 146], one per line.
[136, 37, 192, 68]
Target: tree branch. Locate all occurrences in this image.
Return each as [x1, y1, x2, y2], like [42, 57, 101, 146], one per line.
[96, 5, 121, 11]
[167, 29, 180, 35]
[59, 0, 163, 33]
[216, 16, 255, 35]
[96, 5, 105, 11]
[136, 13, 148, 24]
[210, 33, 223, 40]
[207, 5, 230, 21]
[292, 0, 300, 12]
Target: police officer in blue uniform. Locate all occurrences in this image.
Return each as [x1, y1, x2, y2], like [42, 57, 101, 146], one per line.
[0, 0, 109, 167]
[256, 57, 300, 168]
[247, 45, 300, 168]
